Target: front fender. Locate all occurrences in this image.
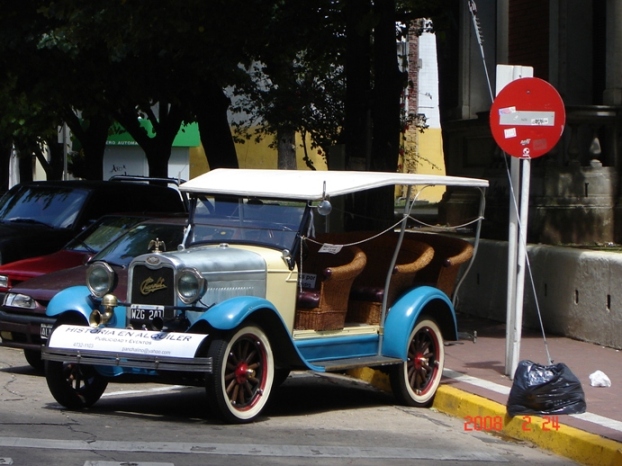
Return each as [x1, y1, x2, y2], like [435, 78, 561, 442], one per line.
[382, 286, 457, 359]
[195, 295, 284, 331]
[46, 286, 125, 327]
[46, 286, 95, 320]
[192, 296, 321, 371]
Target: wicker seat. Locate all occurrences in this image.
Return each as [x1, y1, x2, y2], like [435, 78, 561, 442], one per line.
[295, 242, 367, 331]
[317, 232, 435, 325]
[406, 232, 474, 298]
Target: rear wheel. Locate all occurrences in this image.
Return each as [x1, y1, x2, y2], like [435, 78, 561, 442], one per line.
[390, 318, 444, 407]
[45, 360, 108, 409]
[206, 325, 274, 423]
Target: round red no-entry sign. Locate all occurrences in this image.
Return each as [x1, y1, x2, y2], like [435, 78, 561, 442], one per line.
[489, 77, 565, 158]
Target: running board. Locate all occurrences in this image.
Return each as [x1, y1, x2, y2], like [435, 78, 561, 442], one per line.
[314, 356, 403, 372]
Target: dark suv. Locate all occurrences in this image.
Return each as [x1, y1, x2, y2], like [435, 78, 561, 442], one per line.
[0, 177, 187, 265]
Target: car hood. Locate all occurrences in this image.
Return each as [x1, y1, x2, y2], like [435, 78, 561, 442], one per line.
[0, 250, 91, 285]
[9, 264, 128, 304]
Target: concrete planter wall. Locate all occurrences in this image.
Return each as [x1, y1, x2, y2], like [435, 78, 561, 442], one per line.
[455, 239, 622, 350]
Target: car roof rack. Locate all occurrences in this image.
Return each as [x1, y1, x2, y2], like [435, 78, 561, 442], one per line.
[109, 175, 186, 186]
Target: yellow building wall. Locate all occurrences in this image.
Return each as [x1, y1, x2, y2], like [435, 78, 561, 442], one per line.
[189, 130, 327, 179]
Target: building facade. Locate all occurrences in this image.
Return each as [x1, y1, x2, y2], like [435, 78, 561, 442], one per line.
[438, 0, 622, 245]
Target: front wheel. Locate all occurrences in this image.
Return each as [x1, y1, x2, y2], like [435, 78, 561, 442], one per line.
[390, 318, 445, 407]
[206, 325, 275, 423]
[24, 349, 44, 371]
[45, 360, 108, 409]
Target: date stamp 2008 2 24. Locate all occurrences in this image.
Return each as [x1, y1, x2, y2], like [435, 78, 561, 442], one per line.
[463, 415, 561, 432]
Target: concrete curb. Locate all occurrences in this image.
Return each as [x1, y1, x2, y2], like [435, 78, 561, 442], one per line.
[434, 385, 622, 466]
[347, 368, 622, 466]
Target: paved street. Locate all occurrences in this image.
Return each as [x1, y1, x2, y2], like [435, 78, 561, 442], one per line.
[0, 345, 577, 465]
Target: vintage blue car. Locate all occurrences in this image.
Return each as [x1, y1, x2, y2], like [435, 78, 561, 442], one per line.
[42, 169, 488, 423]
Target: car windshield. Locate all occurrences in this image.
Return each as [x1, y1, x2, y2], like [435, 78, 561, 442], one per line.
[187, 195, 308, 251]
[92, 222, 186, 267]
[0, 185, 89, 229]
[65, 215, 150, 253]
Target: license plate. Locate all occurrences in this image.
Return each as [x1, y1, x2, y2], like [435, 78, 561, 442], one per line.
[40, 323, 53, 340]
[130, 304, 173, 320]
[129, 304, 171, 321]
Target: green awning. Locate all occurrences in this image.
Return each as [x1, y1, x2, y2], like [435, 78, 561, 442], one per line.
[106, 121, 200, 147]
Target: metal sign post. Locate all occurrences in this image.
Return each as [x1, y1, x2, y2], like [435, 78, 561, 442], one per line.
[506, 156, 531, 377]
[489, 73, 565, 379]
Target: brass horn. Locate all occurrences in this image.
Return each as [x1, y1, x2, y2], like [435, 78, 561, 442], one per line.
[89, 294, 118, 327]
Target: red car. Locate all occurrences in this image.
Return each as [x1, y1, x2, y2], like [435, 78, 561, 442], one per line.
[0, 214, 159, 293]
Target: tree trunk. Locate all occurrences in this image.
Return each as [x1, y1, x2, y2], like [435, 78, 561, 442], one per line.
[343, 0, 376, 231]
[345, 0, 403, 231]
[146, 143, 174, 179]
[277, 128, 297, 170]
[39, 141, 66, 180]
[65, 112, 111, 180]
[368, 0, 404, 229]
[0, 139, 13, 193]
[344, 0, 372, 169]
[115, 102, 182, 179]
[371, 0, 403, 173]
[196, 83, 239, 170]
[16, 150, 33, 183]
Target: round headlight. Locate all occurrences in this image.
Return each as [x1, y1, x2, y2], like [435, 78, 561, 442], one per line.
[176, 268, 206, 304]
[86, 262, 116, 298]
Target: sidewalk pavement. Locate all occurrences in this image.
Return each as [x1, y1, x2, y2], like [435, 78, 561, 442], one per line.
[350, 314, 622, 466]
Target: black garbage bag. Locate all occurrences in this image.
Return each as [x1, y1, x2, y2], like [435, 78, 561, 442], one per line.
[507, 360, 586, 417]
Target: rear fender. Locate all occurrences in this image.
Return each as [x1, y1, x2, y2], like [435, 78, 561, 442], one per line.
[382, 286, 457, 359]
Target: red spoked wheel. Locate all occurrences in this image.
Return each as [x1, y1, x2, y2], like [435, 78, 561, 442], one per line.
[206, 325, 274, 423]
[390, 318, 445, 407]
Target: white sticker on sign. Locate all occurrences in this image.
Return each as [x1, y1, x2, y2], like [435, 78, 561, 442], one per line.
[498, 106, 517, 115]
[531, 118, 549, 125]
[504, 128, 517, 138]
[499, 110, 555, 126]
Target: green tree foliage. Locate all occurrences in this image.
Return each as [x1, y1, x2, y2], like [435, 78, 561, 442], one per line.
[230, 1, 347, 170]
[0, 0, 447, 196]
[0, 1, 68, 186]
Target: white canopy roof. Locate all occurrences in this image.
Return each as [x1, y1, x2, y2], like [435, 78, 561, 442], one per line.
[180, 168, 488, 201]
